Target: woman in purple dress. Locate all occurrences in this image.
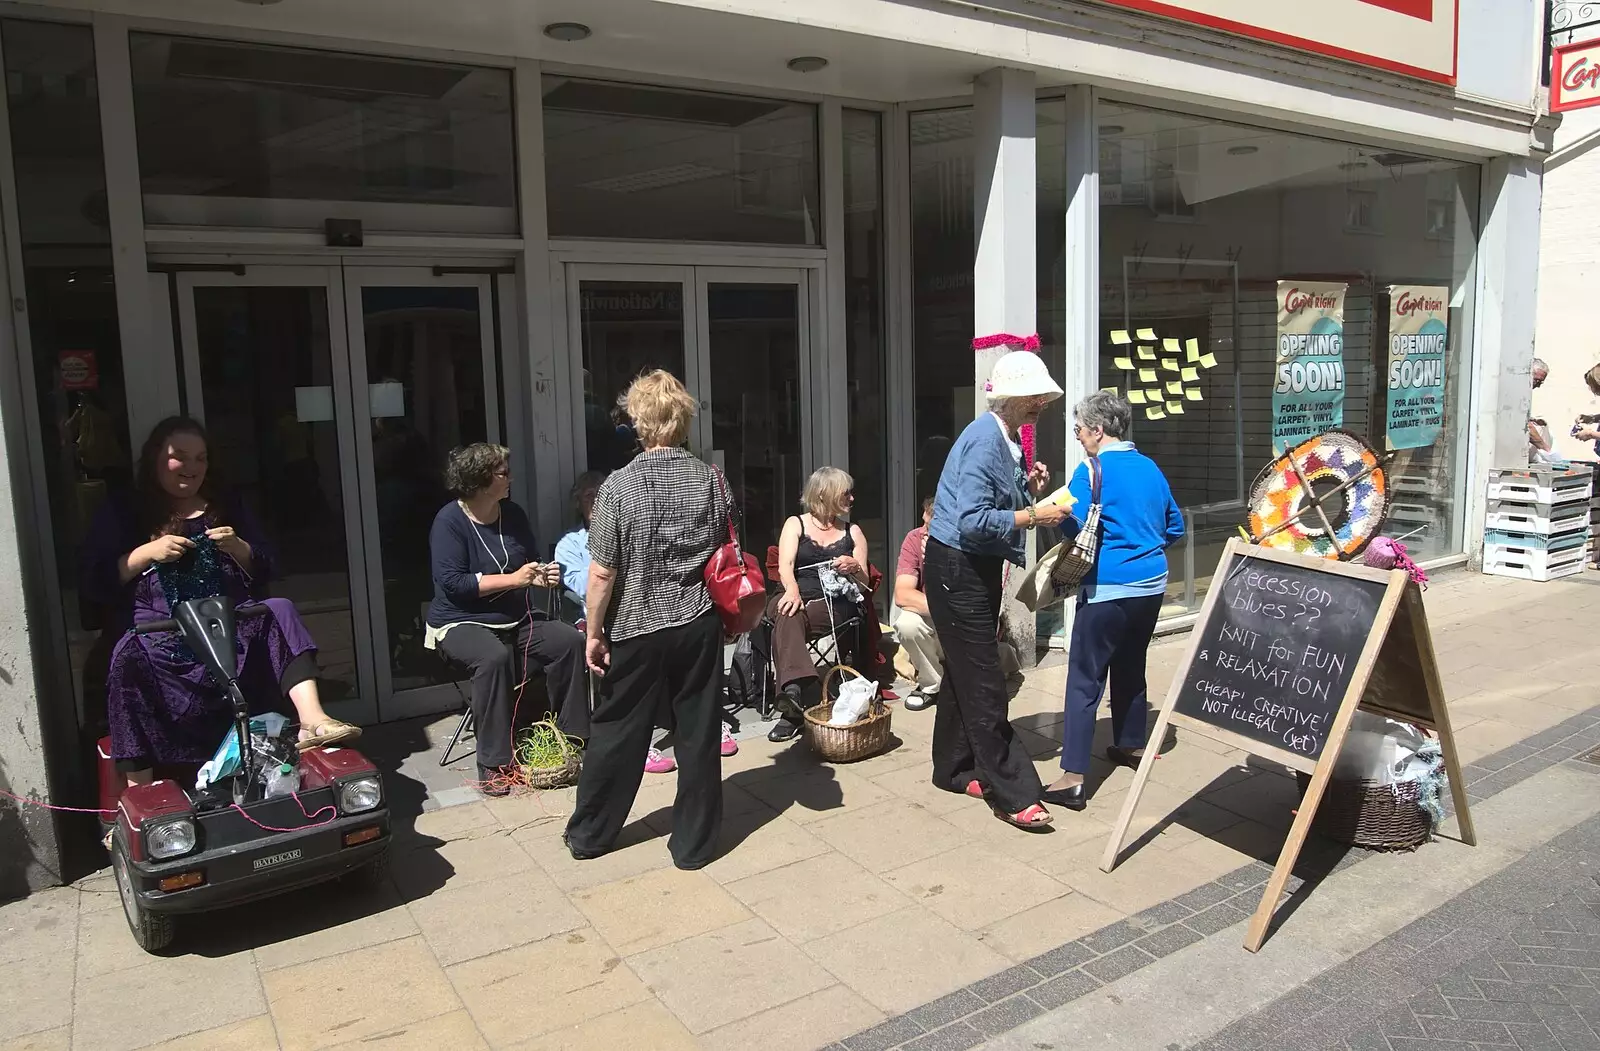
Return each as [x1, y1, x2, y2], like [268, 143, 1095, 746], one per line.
[84, 416, 360, 784]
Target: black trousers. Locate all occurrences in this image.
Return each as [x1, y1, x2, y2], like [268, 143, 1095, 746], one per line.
[565, 612, 724, 868]
[438, 619, 588, 769]
[924, 538, 1042, 814]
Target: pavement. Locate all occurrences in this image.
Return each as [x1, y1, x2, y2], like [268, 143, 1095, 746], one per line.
[3, 566, 1599, 1051]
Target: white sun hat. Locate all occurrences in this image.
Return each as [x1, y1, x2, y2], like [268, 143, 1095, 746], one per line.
[986, 350, 1064, 401]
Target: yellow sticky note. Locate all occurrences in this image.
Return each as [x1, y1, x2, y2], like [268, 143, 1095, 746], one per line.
[1161, 358, 1179, 372]
[1138, 368, 1157, 383]
[1127, 390, 1147, 404]
[1184, 388, 1203, 401]
[1110, 330, 1131, 345]
[1163, 338, 1181, 352]
[1136, 328, 1157, 341]
[1181, 367, 1199, 381]
[1186, 346, 1201, 363]
[1186, 338, 1200, 355]
[1112, 356, 1135, 371]
[1144, 388, 1163, 401]
[1165, 381, 1183, 395]
[1101, 386, 1119, 394]
[1167, 400, 1185, 415]
[1146, 406, 1166, 420]
[1199, 353, 1219, 369]
[1137, 346, 1157, 361]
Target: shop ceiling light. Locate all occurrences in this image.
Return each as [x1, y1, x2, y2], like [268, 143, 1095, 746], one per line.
[1099, 124, 1125, 135]
[787, 56, 829, 73]
[544, 22, 592, 42]
[1227, 145, 1259, 156]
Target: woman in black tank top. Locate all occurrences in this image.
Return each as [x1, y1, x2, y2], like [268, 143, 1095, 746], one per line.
[766, 467, 872, 741]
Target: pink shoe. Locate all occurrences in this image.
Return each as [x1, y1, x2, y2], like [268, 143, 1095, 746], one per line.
[644, 747, 676, 774]
[720, 723, 739, 757]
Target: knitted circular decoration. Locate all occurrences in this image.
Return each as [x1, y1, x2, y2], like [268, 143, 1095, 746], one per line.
[1246, 430, 1388, 560]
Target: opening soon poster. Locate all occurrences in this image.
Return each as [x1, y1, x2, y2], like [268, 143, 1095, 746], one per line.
[1385, 285, 1449, 451]
[1273, 281, 1347, 453]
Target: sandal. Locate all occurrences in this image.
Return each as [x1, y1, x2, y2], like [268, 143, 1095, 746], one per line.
[298, 719, 361, 752]
[963, 779, 986, 799]
[998, 803, 1053, 829]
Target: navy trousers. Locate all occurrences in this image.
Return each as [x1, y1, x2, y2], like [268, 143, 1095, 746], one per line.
[1059, 593, 1164, 775]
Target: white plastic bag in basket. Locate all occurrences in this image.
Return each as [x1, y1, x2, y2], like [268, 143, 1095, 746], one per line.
[1333, 712, 1427, 785]
[828, 676, 878, 726]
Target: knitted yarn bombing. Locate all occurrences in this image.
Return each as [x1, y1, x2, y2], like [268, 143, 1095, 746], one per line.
[1247, 430, 1389, 560]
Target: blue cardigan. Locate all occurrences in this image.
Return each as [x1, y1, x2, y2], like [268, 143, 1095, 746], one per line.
[929, 413, 1030, 566]
[1065, 441, 1184, 603]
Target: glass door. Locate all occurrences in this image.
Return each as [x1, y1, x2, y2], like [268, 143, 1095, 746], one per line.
[172, 264, 506, 723]
[175, 267, 375, 725]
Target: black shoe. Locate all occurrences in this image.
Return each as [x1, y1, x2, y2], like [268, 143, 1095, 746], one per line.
[904, 687, 937, 712]
[775, 684, 806, 721]
[562, 832, 605, 861]
[1040, 784, 1086, 811]
[1105, 746, 1144, 770]
[477, 764, 513, 797]
[767, 716, 803, 743]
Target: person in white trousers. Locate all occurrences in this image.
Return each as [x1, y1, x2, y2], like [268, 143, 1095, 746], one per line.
[893, 497, 943, 711]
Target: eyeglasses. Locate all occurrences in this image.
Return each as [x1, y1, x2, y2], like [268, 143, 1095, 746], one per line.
[492, 468, 511, 479]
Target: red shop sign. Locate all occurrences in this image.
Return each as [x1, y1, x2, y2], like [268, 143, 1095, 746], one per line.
[59, 350, 98, 391]
[1552, 38, 1600, 114]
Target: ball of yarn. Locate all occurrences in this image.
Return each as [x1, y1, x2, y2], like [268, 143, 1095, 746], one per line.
[1363, 536, 1400, 570]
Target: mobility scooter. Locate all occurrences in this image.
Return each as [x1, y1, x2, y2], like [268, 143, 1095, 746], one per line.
[98, 595, 391, 952]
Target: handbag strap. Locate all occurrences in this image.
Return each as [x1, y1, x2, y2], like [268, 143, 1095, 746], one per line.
[1087, 456, 1103, 505]
[710, 466, 739, 546]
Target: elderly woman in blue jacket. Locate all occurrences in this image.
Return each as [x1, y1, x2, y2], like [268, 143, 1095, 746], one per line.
[926, 349, 1070, 830]
[1042, 390, 1184, 812]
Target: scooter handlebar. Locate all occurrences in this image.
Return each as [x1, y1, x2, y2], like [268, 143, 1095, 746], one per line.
[133, 602, 270, 636]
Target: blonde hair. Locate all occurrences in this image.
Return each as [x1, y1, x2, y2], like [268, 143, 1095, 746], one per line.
[625, 369, 696, 449]
[803, 466, 854, 523]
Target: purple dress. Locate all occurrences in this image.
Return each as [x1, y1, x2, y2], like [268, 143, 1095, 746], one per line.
[83, 498, 319, 767]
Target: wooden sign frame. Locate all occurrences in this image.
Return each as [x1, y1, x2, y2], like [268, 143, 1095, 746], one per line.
[1100, 539, 1474, 952]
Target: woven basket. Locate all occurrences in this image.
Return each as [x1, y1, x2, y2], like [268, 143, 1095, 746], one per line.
[803, 665, 892, 763]
[1298, 773, 1433, 851]
[524, 754, 580, 791]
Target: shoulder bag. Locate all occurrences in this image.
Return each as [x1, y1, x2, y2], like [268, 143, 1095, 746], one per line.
[703, 468, 767, 636]
[1016, 457, 1102, 612]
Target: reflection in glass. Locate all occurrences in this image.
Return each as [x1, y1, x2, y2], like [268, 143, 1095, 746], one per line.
[576, 281, 686, 472]
[359, 287, 489, 694]
[843, 109, 888, 591]
[708, 284, 802, 555]
[190, 287, 360, 708]
[129, 34, 515, 231]
[544, 76, 820, 244]
[3, 18, 128, 732]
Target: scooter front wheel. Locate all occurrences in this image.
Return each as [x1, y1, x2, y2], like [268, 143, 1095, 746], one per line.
[112, 834, 175, 953]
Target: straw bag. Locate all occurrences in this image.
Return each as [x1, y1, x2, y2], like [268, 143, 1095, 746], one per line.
[803, 665, 892, 762]
[1017, 458, 1101, 611]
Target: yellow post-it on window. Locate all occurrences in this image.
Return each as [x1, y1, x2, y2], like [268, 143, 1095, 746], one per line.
[1167, 400, 1185, 415]
[1163, 338, 1180, 352]
[1138, 368, 1158, 383]
[1127, 390, 1147, 404]
[1186, 338, 1200, 354]
[1112, 356, 1135, 371]
[1110, 330, 1131, 344]
[1199, 353, 1219, 369]
[1181, 367, 1199, 381]
[1136, 328, 1156, 341]
[1184, 388, 1203, 401]
[1137, 346, 1157, 361]
[1144, 388, 1163, 402]
[1146, 406, 1166, 420]
[1161, 358, 1179, 372]
[1101, 386, 1119, 394]
[1165, 380, 1183, 395]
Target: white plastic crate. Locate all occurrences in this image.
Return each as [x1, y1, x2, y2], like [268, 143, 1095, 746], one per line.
[1485, 466, 1593, 508]
[1483, 542, 1586, 581]
[1484, 507, 1590, 535]
[1482, 528, 1588, 552]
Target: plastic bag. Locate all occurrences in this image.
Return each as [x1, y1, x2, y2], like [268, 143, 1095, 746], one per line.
[1332, 712, 1427, 786]
[828, 675, 878, 726]
[197, 712, 290, 791]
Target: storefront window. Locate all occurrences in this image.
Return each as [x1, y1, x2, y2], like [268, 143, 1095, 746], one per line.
[1098, 102, 1480, 616]
[543, 77, 819, 244]
[128, 35, 516, 233]
[843, 109, 888, 587]
[3, 19, 127, 731]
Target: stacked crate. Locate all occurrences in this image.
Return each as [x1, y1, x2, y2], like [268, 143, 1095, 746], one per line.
[1483, 465, 1594, 582]
[1588, 465, 1600, 567]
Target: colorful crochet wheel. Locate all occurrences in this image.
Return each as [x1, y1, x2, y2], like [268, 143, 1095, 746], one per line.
[1247, 430, 1389, 560]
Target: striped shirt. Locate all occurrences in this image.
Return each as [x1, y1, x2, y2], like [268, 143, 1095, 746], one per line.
[588, 447, 731, 643]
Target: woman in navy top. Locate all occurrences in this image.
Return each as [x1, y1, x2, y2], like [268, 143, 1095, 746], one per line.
[426, 443, 587, 793]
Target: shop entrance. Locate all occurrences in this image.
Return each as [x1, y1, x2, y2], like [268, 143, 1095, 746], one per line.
[566, 264, 815, 555]
[164, 263, 514, 725]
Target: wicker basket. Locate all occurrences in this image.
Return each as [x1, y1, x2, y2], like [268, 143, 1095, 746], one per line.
[1297, 773, 1433, 851]
[524, 754, 581, 791]
[803, 665, 892, 763]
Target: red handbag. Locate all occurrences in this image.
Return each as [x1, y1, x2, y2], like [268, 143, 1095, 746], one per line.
[704, 469, 766, 636]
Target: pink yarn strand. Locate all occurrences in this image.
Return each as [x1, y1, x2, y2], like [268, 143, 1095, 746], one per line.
[972, 333, 1041, 352]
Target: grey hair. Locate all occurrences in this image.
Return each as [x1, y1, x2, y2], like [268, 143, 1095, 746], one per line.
[1532, 357, 1548, 374]
[1074, 391, 1132, 439]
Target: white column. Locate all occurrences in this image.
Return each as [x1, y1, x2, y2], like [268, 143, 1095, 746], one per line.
[973, 67, 1038, 665]
[972, 68, 1038, 407]
[1465, 156, 1543, 567]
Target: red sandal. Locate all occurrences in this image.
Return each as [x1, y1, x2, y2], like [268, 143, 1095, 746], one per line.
[998, 803, 1052, 829]
[964, 780, 986, 799]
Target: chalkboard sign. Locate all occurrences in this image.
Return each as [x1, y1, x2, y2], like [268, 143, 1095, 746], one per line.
[1101, 539, 1475, 954]
[1172, 551, 1389, 763]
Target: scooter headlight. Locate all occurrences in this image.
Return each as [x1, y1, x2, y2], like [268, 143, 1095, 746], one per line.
[145, 818, 196, 860]
[339, 775, 382, 815]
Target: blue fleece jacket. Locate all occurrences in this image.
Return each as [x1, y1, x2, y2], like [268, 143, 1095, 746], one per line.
[1065, 441, 1185, 603]
[929, 413, 1030, 566]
